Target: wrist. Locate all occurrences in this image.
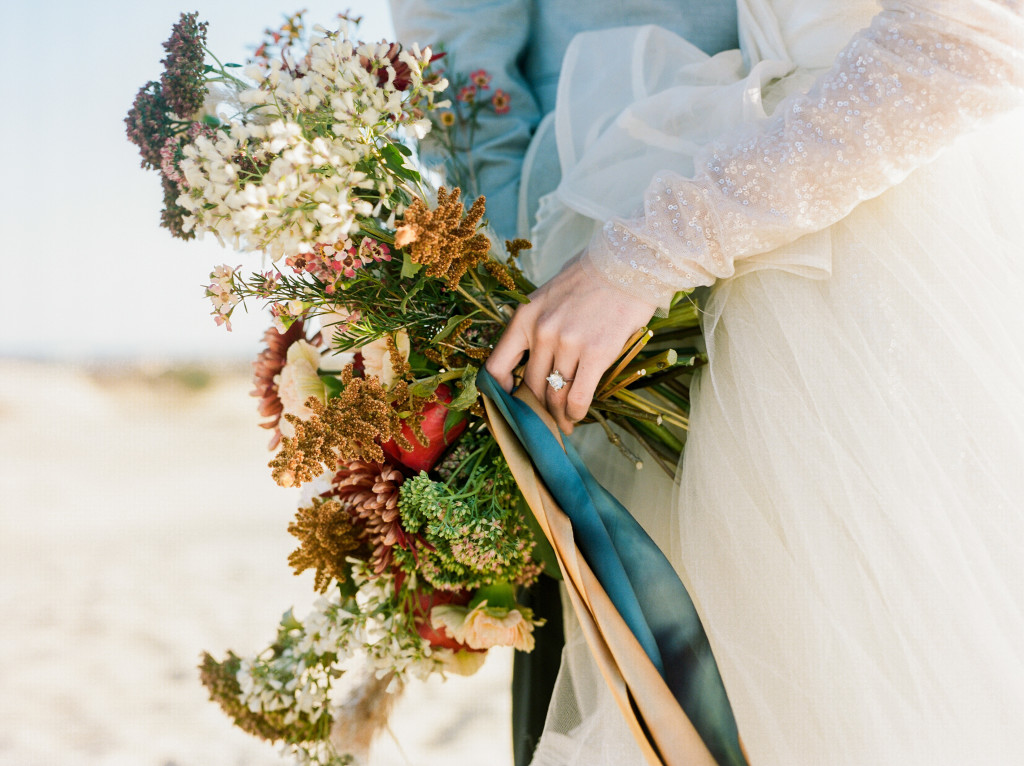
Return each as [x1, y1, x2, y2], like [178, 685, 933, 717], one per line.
[580, 232, 673, 317]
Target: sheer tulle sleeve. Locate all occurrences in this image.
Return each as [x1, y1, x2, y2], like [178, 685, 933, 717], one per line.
[582, 0, 1024, 311]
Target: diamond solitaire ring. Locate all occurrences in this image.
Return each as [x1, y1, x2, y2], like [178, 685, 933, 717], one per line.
[546, 370, 573, 391]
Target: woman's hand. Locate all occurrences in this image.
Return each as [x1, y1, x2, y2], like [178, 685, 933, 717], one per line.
[485, 256, 657, 434]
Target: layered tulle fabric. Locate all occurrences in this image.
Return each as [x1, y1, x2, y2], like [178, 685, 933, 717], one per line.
[524, 1, 1024, 764]
[678, 112, 1024, 763]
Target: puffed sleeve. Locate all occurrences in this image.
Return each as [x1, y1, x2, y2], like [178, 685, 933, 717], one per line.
[582, 0, 1024, 311]
[389, 0, 542, 241]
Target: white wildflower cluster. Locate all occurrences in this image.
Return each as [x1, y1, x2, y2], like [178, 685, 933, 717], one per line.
[234, 561, 445, 738]
[178, 121, 370, 262]
[290, 741, 354, 766]
[175, 28, 447, 263]
[347, 563, 442, 686]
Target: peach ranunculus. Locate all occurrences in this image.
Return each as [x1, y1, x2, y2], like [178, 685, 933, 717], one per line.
[430, 601, 538, 652]
[276, 340, 327, 437]
[360, 330, 411, 388]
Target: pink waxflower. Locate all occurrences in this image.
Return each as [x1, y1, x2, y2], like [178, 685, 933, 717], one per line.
[336, 245, 371, 279]
[457, 85, 476, 103]
[469, 69, 491, 89]
[285, 253, 315, 274]
[205, 264, 242, 330]
[270, 300, 308, 333]
[254, 270, 281, 298]
[358, 238, 392, 263]
[491, 89, 511, 115]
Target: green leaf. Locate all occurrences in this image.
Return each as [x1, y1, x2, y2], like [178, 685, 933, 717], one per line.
[336, 576, 358, 600]
[475, 270, 501, 291]
[395, 142, 413, 156]
[443, 408, 466, 439]
[447, 365, 479, 411]
[410, 373, 445, 399]
[280, 608, 303, 631]
[400, 278, 424, 311]
[357, 221, 395, 245]
[432, 313, 476, 343]
[400, 251, 422, 279]
[380, 141, 419, 182]
[468, 582, 516, 610]
[497, 289, 531, 304]
[379, 142, 405, 169]
[321, 374, 345, 399]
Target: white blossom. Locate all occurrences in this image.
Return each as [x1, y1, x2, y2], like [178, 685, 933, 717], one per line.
[174, 26, 446, 264]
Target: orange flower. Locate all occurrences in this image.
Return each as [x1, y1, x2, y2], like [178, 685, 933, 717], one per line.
[430, 602, 538, 651]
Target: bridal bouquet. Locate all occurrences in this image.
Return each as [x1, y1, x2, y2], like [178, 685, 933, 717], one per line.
[127, 11, 704, 764]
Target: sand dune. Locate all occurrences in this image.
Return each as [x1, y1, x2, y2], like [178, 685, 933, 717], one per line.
[0, 360, 512, 766]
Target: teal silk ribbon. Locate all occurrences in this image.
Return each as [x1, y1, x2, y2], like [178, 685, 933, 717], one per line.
[478, 369, 744, 766]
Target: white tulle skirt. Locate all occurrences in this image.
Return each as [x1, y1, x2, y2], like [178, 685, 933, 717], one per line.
[675, 112, 1024, 765]
[530, 107, 1024, 764]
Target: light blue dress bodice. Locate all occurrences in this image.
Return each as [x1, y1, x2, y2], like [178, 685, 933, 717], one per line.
[389, 0, 739, 240]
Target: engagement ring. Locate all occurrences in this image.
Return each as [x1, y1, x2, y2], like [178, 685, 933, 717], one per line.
[546, 370, 572, 391]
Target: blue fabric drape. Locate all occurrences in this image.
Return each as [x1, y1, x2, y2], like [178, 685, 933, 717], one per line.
[478, 369, 744, 766]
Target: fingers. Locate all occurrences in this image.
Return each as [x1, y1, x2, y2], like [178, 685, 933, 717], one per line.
[566, 355, 604, 424]
[485, 316, 530, 393]
[523, 344, 555, 404]
[545, 358, 579, 434]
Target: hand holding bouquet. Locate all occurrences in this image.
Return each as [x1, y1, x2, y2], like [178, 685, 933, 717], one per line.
[127, 11, 705, 764]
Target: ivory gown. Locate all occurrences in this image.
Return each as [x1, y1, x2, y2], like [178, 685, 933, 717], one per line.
[521, 1, 1024, 763]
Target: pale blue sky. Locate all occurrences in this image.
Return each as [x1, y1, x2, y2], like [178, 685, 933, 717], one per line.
[1, 1, 395, 360]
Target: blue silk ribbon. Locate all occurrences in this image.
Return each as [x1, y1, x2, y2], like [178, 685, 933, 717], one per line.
[478, 369, 744, 766]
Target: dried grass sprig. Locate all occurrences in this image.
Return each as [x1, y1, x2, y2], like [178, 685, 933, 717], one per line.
[199, 651, 313, 744]
[287, 496, 366, 592]
[482, 259, 516, 290]
[395, 187, 490, 289]
[269, 366, 412, 486]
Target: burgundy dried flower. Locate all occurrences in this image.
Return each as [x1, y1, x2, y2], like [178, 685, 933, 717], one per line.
[160, 174, 194, 240]
[160, 12, 210, 119]
[125, 81, 171, 170]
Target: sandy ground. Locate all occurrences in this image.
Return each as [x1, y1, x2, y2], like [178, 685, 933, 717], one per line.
[0, 359, 513, 766]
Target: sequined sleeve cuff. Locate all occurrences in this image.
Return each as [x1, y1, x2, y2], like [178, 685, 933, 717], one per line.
[584, 0, 1024, 300]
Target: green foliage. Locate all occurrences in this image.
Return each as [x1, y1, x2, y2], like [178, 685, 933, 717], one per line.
[395, 449, 539, 591]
